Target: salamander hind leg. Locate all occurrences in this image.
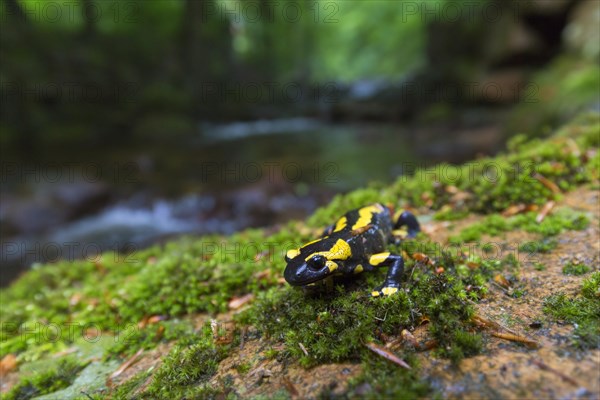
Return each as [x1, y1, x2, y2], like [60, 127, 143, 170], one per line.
[368, 252, 405, 297]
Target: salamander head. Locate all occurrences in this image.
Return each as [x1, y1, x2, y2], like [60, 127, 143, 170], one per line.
[284, 252, 340, 286]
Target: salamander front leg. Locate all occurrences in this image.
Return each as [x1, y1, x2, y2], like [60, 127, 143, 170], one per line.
[393, 210, 420, 238]
[368, 252, 405, 297]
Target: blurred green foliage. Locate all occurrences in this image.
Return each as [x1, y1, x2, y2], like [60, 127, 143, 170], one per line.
[2, 0, 598, 152]
[0, 0, 430, 149]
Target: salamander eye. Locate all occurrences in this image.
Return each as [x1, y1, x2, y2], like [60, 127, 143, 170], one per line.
[308, 255, 327, 270]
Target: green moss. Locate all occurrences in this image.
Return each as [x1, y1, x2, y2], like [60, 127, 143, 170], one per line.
[582, 272, 600, 299]
[115, 231, 276, 320]
[235, 361, 252, 374]
[110, 370, 152, 400]
[519, 239, 558, 254]
[250, 391, 291, 400]
[543, 274, 600, 349]
[503, 253, 520, 270]
[585, 151, 600, 182]
[143, 323, 231, 399]
[534, 263, 546, 271]
[4, 358, 87, 400]
[243, 255, 480, 368]
[543, 293, 596, 322]
[420, 276, 477, 362]
[562, 261, 592, 276]
[445, 330, 483, 363]
[434, 207, 469, 221]
[512, 208, 590, 236]
[0, 254, 145, 358]
[449, 208, 589, 244]
[347, 352, 436, 399]
[0, 228, 301, 358]
[449, 214, 509, 243]
[246, 286, 387, 367]
[105, 319, 195, 359]
[481, 243, 495, 253]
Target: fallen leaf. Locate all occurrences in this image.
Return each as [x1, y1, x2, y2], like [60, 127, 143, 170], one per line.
[401, 329, 420, 349]
[254, 270, 271, 280]
[421, 340, 438, 350]
[0, 354, 17, 376]
[502, 204, 527, 217]
[228, 294, 255, 310]
[494, 274, 511, 289]
[412, 253, 433, 265]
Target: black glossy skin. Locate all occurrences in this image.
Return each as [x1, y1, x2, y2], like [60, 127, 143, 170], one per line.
[283, 203, 420, 296]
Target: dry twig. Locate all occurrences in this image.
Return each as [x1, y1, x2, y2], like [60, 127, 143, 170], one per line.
[107, 348, 144, 387]
[490, 332, 539, 349]
[365, 342, 411, 369]
[531, 359, 579, 387]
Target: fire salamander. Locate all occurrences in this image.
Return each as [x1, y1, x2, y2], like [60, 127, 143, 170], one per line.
[284, 203, 420, 297]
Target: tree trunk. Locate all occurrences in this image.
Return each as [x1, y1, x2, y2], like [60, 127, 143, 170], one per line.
[80, 0, 97, 38]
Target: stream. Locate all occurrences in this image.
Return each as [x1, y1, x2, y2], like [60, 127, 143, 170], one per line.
[0, 118, 502, 285]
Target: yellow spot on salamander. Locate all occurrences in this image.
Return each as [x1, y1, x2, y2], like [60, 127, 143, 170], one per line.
[381, 287, 398, 296]
[286, 249, 300, 259]
[352, 204, 385, 230]
[305, 239, 352, 261]
[371, 291, 380, 297]
[353, 264, 363, 274]
[369, 252, 390, 266]
[393, 208, 406, 222]
[334, 216, 347, 232]
[301, 238, 323, 249]
[326, 261, 338, 272]
[392, 228, 408, 237]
